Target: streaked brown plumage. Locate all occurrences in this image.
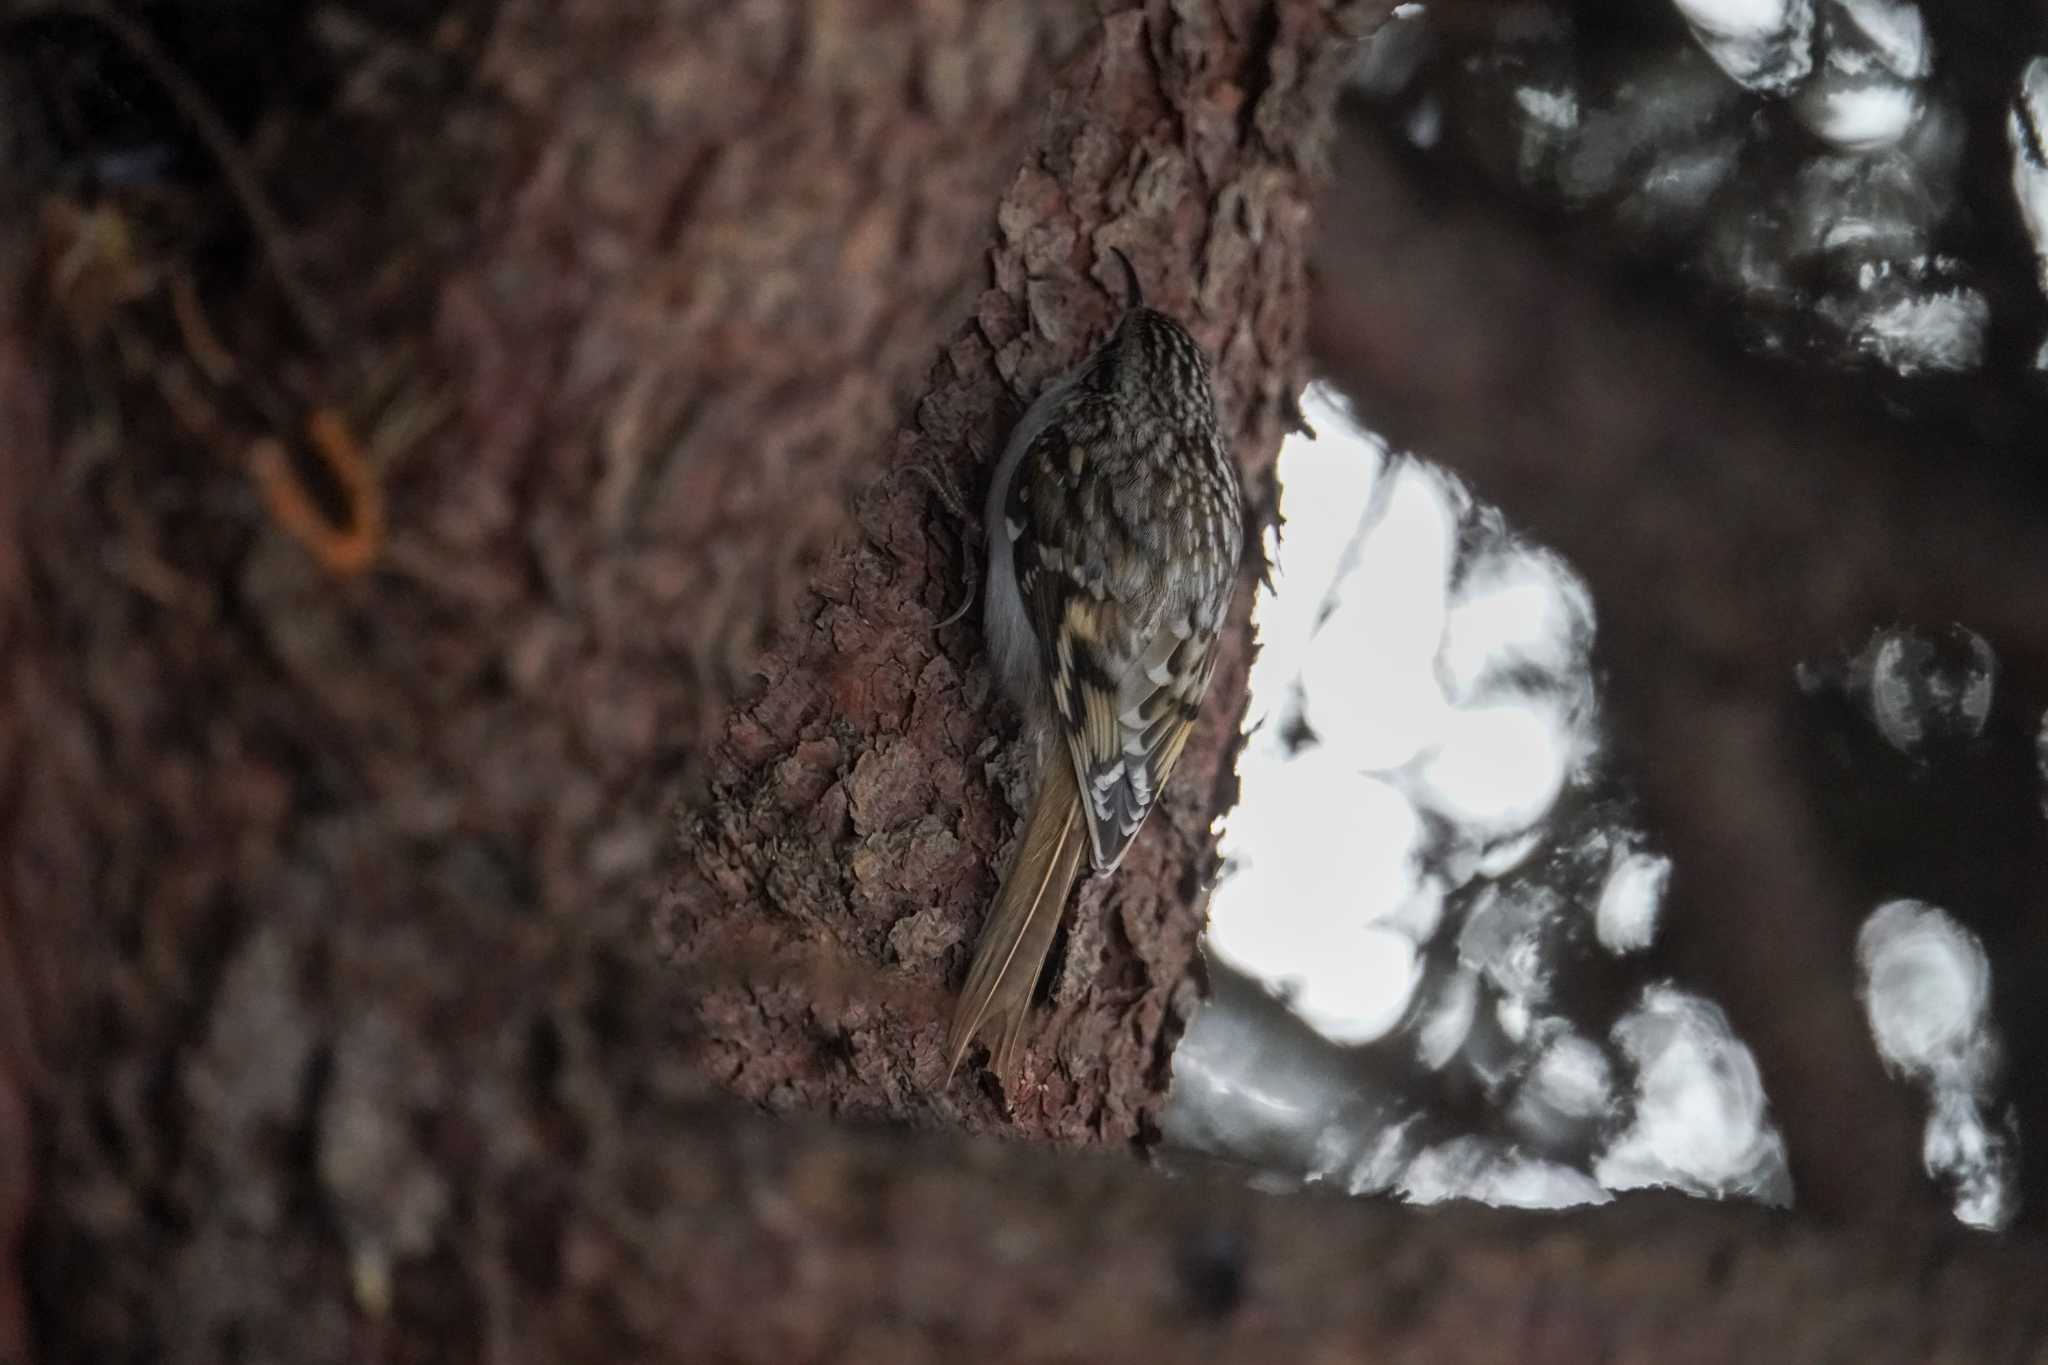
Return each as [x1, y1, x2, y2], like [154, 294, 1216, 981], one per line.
[946, 295, 1243, 1091]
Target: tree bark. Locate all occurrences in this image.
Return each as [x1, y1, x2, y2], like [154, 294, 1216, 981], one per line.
[5, 0, 1376, 1356]
[340, 1096, 2048, 1363]
[657, 0, 1374, 1141]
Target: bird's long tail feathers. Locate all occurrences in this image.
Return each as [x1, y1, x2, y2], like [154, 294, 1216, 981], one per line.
[945, 756, 1087, 1089]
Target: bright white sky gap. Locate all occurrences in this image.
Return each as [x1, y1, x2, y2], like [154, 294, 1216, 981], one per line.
[1194, 387, 2012, 1221]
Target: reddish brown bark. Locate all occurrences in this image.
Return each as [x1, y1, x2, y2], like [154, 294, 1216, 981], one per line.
[6, 0, 1412, 1355]
[658, 0, 1376, 1142]
[7, 0, 1120, 1356]
[368, 1098, 2048, 1363]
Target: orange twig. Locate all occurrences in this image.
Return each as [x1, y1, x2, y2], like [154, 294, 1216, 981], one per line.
[247, 407, 384, 576]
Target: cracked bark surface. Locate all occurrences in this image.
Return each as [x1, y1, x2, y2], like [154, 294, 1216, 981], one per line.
[658, 0, 1374, 1142]
[8, 0, 1378, 1357]
[5, 0, 1118, 1356]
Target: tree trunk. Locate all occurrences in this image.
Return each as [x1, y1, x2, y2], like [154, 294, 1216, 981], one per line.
[443, 1101, 2048, 1363]
[657, 0, 1370, 1142]
[5, 0, 1369, 1356]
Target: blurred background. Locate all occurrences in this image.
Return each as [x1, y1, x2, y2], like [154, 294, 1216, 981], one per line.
[1171, 0, 2043, 1232]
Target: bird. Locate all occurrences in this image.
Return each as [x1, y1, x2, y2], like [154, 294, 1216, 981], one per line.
[945, 267, 1243, 1090]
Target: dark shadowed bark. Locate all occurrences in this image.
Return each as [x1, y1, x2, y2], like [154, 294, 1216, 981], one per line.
[523, 1104, 2048, 1363]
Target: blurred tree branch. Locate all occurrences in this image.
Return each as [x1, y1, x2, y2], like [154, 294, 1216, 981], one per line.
[485, 1096, 2048, 1362]
[1311, 115, 2048, 1222]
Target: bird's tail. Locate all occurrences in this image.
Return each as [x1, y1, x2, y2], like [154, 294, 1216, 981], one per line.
[945, 755, 1087, 1089]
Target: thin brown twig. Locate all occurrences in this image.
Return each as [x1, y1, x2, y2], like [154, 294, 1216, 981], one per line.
[167, 271, 237, 384]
